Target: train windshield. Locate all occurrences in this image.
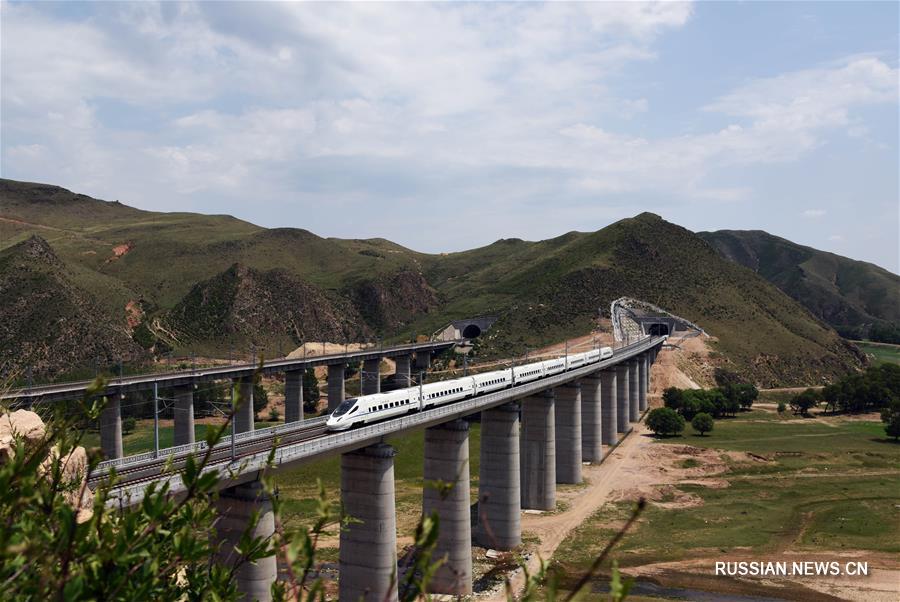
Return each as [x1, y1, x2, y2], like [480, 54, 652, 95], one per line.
[333, 398, 357, 416]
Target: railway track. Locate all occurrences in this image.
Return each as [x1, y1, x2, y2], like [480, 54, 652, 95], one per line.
[90, 419, 329, 491]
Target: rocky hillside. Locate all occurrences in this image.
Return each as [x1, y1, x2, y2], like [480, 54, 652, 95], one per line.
[348, 268, 441, 333]
[0, 235, 145, 380]
[165, 263, 371, 353]
[699, 229, 900, 343]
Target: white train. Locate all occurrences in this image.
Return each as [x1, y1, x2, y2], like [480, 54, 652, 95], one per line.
[326, 347, 613, 431]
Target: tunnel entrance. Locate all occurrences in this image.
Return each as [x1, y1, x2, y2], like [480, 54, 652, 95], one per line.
[462, 324, 482, 339]
[648, 323, 670, 336]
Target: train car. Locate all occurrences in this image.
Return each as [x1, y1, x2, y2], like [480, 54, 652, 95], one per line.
[585, 349, 601, 364]
[420, 378, 475, 409]
[472, 369, 513, 395]
[566, 351, 588, 370]
[543, 357, 566, 376]
[513, 360, 544, 384]
[326, 389, 415, 431]
[600, 346, 613, 360]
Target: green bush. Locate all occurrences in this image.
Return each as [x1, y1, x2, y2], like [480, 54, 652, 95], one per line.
[646, 407, 685, 437]
[777, 401, 787, 413]
[691, 412, 714, 436]
[122, 416, 137, 435]
[880, 398, 900, 440]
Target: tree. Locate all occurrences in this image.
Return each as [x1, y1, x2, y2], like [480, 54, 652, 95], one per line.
[646, 407, 685, 437]
[790, 388, 820, 416]
[735, 384, 758, 411]
[122, 416, 137, 435]
[662, 387, 684, 412]
[822, 384, 840, 414]
[880, 398, 900, 440]
[691, 412, 714, 436]
[253, 382, 268, 418]
[302, 367, 320, 414]
[0, 381, 268, 600]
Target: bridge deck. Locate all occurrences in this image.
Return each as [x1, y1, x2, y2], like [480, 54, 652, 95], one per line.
[102, 337, 662, 507]
[2, 340, 459, 403]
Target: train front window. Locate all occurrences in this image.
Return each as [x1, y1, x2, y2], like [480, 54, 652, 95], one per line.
[333, 398, 357, 416]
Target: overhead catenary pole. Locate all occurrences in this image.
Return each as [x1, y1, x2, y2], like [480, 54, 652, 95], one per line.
[231, 381, 237, 461]
[153, 382, 159, 458]
[419, 371, 425, 412]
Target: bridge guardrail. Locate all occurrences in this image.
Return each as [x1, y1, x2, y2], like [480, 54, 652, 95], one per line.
[97, 416, 329, 471]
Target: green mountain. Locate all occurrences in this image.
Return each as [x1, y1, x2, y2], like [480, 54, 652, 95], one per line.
[0, 178, 866, 386]
[699, 230, 900, 343]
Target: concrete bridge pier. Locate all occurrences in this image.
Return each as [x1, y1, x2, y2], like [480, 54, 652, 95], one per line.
[415, 351, 431, 375]
[555, 383, 582, 483]
[173, 384, 195, 446]
[423, 420, 472, 595]
[580, 375, 603, 463]
[600, 370, 618, 446]
[615, 364, 630, 434]
[394, 355, 412, 388]
[362, 358, 381, 395]
[100, 391, 123, 459]
[216, 480, 276, 602]
[233, 377, 255, 434]
[284, 369, 303, 423]
[639, 354, 649, 412]
[629, 359, 640, 422]
[477, 402, 521, 550]
[327, 363, 346, 411]
[520, 391, 555, 510]
[339, 443, 398, 602]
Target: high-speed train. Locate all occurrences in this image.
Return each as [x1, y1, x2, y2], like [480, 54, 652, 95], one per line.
[326, 347, 614, 431]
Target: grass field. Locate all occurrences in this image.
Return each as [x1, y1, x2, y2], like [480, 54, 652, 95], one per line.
[854, 340, 900, 365]
[555, 412, 900, 574]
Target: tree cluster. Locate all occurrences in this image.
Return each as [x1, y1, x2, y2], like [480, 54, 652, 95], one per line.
[662, 383, 757, 421]
[821, 364, 900, 414]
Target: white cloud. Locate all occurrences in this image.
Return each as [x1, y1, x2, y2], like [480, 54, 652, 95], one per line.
[828, 234, 845, 241]
[0, 1, 896, 255]
[802, 209, 827, 218]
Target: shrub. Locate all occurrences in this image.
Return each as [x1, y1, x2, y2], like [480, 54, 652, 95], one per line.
[691, 412, 714, 436]
[122, 416, 137, 435]
[646, 407, 685, 437]
[253, 382, 268, 417]
[777, 401, 787, 413]
[268, 407, 281, 422]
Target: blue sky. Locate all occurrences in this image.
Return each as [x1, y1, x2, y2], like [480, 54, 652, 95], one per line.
[2, 1, 898, 272]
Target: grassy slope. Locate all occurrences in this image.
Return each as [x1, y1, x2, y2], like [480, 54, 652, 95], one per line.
[699, 229, 900, 336]
[1, 180, 420, 311]
[1, 179, 865, 385]
[415, 214, 862, 385]
[555, 412, 900, 576]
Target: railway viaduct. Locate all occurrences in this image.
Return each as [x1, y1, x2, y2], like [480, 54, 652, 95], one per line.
[4, 336, 663, 601]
